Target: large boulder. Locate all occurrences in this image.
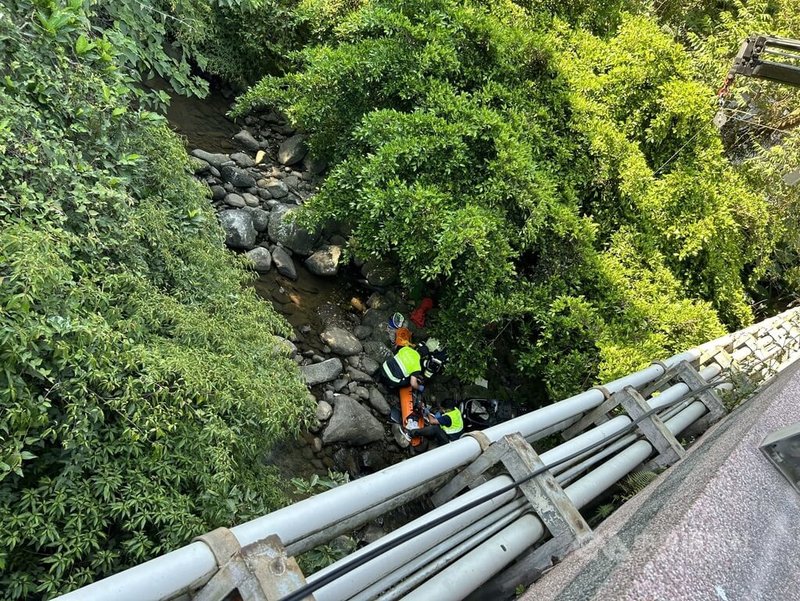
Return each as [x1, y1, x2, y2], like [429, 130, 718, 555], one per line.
[363, 340, 392, 365]
[305, 245, 342, 277]
[220, 165, 256, 189]
[191, 149, 231, 169]
[245, 247, 272, 272]
[300, 358, 343, 386]
[271, 247, 297, 280]
[234, 129, 260, 152]
[272, 336, 297, 356]
[278, 134, 308, 165]
[316, 400, 333, 422]
[368, 388, 391, 416]
[268, 205, 320, 256]
[260, 179, 289, 199]
[230, 152, 255, 168]
[347, 367, 372, 383]
[360, 356, 380, 375]
[218, 210, 256, 249]
[322, 395, 385, 445]
[320, 327, 363, 356]
[224, 193, 246, 208]
[242, 207, 270, 232]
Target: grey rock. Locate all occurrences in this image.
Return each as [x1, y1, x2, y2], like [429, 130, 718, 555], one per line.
[322, 395, 384, 445]
[210, 185, 226, 201]
[271, 246, 297, 280]
[191, 157, 210, 174]
[329, 234, 348, 247]
[320, 327, 363, 356]
[278, 134, 308, 165]
[191, 149, 231, 169]
[224, 193, 246, 208]
[300, 358, 343, 387]
[242, 192, 260, 207]
[268, 205, 320, 256]
[302, 154, 328, 175]
[361, 308, 390, 329]
[354, 386, 370, 400]
[244, 247, 272, 272]
[348, 367, 373, 383]
[312, 354, 326, 363]
[347, 381, 358, 393]
[332, 378, 349, 392]
[360, 356, 380, 375]
[305, 245, 342, 277]
[316, 401, 333, 421]
[231, 152, 255, 168]
[300, 324, 312, 334]
[347, 356, 360, 368]
[234, 129, 260, 152]
[284, 175, 300, 189]
[362, 260, 398, 287]
[265, 179, 289, 199]
[274, 123, 296, 137]
[368, 388, 391, 416]
[218, 210, 256, 249]
[312, 437, 323, 453]
[264, 111, 284, 124]
[367, 293, 388, 310]
[242, 207, 270, 232]
[354, 325, 372, 340]
[220, 165, 256, 189]
[363, 340, 393, 365]
[272, 336, 297, 356]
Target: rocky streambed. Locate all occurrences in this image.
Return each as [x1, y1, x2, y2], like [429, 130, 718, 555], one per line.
[186, 108, 480, 485]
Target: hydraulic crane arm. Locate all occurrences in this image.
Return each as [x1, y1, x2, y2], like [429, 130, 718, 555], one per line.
[726, 35, 800, 88]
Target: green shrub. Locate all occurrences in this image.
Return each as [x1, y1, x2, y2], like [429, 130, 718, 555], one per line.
[0, 3, 313, 598]
[236, 0, 771, 396]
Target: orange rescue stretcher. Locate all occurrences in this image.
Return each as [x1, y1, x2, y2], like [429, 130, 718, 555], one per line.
[400, 386, 427, 449]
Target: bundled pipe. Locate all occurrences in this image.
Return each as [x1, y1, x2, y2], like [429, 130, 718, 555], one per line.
[399, 401, 709, 601]
[54, 308, 800, 601]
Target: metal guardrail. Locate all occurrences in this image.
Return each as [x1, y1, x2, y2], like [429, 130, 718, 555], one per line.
[55, 307, 800, 601]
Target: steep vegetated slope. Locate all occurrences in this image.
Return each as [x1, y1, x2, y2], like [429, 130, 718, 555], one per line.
[0, 1, 312, 598]
[237, 0, 798, 399]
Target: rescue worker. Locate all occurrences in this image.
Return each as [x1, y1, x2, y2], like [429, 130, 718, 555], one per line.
[381, 344, 426, 391]
[408, 398, 464, 445]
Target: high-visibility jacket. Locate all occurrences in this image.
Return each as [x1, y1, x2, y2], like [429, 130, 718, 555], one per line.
[440, 408, 464, 437]
[382, 346, 422, 385]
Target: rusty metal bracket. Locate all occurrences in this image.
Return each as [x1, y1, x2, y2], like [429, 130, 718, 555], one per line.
[192, 534, 312, 601]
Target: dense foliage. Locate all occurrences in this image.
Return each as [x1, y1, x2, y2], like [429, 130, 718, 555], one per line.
[0, 1, 313, 598]
[236, 0, 785, 397]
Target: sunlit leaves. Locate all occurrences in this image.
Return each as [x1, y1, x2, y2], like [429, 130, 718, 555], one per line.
[0, 2, 312, 597]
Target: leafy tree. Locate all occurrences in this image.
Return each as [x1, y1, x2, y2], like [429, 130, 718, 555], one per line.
[237, 0, 769, 397]
[0, 2, 313, 598]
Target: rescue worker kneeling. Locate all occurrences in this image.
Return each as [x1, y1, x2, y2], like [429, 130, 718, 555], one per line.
[408, 399, 463, 445]
[381, 345, 426, 391]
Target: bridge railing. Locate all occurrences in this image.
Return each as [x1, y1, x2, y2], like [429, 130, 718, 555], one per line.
[55, 307, 800, 601]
